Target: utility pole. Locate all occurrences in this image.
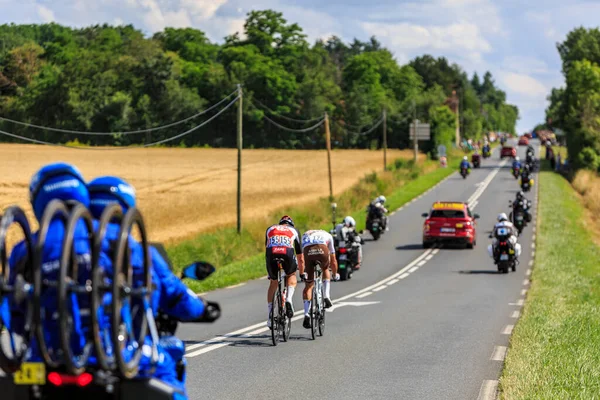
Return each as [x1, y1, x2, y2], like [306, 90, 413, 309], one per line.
[413, 100, 418, 163]
[382, 108, 387, 170]
[324, 112, 333, 201]
[236, 84, 243, 234]
[453, 90, 460, 146]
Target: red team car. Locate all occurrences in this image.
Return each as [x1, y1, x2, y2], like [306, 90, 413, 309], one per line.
[500, 145, 517, 159]
[422, 202, 479, 249]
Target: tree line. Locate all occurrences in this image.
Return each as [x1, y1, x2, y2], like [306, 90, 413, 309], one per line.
[0, 10, 519, 153]
[544, 27, 600, 172]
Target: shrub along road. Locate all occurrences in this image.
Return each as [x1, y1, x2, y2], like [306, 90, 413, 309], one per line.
[177, 141, 538, 399]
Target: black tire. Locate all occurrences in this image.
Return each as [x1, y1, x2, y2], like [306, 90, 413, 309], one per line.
[34, 200, 69, 369]
[111, 207, 152, 379]
[466, 242, 474, 249]
[0, 207, 34, 373]
[423, 242, 432, 249]
[318, 284, 325, 337]
[371, 230, 381, 241]
[270, 290, 280, 346]
[310, 286, 316, 340]
[282, 282, 291, 342]
[511, 262, 516, 272]
[58, 204, 94, 376]
[340, 267, 351, 281]
[91, 203, 122, 371]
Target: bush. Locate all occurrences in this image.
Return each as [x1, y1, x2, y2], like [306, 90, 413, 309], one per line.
[577, 147, 600, 171]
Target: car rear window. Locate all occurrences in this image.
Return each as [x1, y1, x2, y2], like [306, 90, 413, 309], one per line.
[430, 210, 465, 218]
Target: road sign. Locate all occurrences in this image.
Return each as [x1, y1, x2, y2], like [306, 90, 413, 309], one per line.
[409, 122, 431, 140]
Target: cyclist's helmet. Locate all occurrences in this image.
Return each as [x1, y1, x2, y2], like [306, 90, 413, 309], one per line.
[377, 195, 386, 205]
[279, 215, 294, 227]
[343, 216, 356, 228]
[497, 213, 508, 222]
[29, 162, 89, 221]
[88, 176, 136, 219]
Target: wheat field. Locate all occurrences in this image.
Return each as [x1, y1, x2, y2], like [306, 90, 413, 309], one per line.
[0, 144, 419, 243]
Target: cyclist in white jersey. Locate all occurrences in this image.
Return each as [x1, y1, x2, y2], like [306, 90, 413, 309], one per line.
[300, 229, 340, 329]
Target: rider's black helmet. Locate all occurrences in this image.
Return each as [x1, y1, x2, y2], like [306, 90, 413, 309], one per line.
[279, 215, 294, 227]
[517, 191, 524, 199]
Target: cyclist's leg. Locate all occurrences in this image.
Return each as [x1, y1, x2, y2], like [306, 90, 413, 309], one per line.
[321, 249, 333, 307]
[283, 248, 298, 317]
[265, 249, 279, 326]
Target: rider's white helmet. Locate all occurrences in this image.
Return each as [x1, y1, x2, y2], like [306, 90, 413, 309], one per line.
[463, 156, 468, 161]
[344, 216, 356, 228]
[377, 195, 386, 204]
[515, 156, 520, 161]
[497, 213, 508, 222]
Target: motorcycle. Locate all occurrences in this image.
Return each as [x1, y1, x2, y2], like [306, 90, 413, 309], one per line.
[495, 238, 517, 274]
[512, 166, 520, 179]
[471, 154, 481, 168]
[511, 208, 526, 235]
[520, 176, 534, 192]
[460, 166, 470, 179]
[366, 205, 386, 241]
[332, 233, 362, 281]
[482, 147, 491, 158]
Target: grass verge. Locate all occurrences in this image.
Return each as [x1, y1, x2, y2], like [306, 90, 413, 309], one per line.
[499, 162, 600, 399]
[169, 153, 461, 293]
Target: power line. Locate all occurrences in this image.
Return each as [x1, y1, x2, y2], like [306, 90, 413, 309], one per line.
[0, 89, 238, 136]
[0, 95, 240, 150]
[262, 114, 325, 133]
[251, 97, 323, 124]
[335, 115, 384, 136]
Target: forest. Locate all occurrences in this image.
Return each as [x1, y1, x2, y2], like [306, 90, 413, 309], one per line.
[0, 10, 519, 153]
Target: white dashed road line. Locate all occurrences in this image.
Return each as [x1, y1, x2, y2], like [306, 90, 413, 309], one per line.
[409, 266, 419, 273]
[387, 279, 399, 285]
[511, 310, 520, 319]
[502, 325, 514, 335]
[373, 286, 386, 292]
[356, 292, 373, 299]
[490, 346, 507, 361]
[521, 289, 527, 296]
[477, 380, 499, 400]
[399, 273, 410, 279]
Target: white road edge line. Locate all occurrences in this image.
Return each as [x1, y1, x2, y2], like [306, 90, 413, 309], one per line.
[490, 346, 507, 361]
[502, 325, 514, 335]
[477, 380, 499, 400]
[399, 273, 410, 279]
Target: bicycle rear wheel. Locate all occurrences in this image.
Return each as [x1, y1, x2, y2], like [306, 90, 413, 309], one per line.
[318, 282, 325, 337]
[270, 289, 280, 346]
[310, 285, 317, 340]
[58, 204, 94, 376]
[281, 280, 291, 342]
[0, 206, 34, 374]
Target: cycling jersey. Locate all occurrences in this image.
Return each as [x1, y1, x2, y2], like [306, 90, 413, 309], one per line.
[301, 230, 335, 254]
[265, 225, 302, 254]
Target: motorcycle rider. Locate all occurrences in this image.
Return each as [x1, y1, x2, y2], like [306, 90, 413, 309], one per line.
[512, 191, 532, 223]
[265, 216, 304, 327]
[512, 156, 522, 172]
[88, 176, 214, 396]
[368, 195, 389, 232]
[334, 216, 362, 270]
[299, 229, 339, 329]
[487, 213, 522, 262]
[460, 156, 471, 174]
[521, 164, 532, 186]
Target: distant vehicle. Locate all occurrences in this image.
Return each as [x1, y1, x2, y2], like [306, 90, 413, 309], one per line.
[524, 133, 532, 139]
[422, 202, 479, 249]
[518, 137, 529, 146]
[501, 146, 517, 159]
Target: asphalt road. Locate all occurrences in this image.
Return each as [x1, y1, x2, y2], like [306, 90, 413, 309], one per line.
[178, 140, 539, 400]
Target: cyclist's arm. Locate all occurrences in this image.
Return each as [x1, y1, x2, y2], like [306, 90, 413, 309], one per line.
[151, 246, 205, 321]
[327, 236, 338, 275]
[293, 228, 304, 273]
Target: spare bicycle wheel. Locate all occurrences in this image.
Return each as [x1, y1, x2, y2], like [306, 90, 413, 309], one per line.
[0, 207, 34, 373]
[91, 203, 123, 372]
[58, 204, 94, 375]
[111, 207, 153, 379]
[34, 200, 70, 369]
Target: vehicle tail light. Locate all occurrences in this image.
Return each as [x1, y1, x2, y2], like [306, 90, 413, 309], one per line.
[339, 248, 347, 254]
[48, 372, 93, 387]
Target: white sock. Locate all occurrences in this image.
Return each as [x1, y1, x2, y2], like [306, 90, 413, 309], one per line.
[303, 300, 311, 316]
[323, 280, 331, 298]
[267, 302, 273, 320]
[286, 286, 295, 302]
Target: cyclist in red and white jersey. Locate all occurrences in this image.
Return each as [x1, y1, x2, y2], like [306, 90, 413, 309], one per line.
[265, 215, 304, 328]
[300, 229, 339, 329]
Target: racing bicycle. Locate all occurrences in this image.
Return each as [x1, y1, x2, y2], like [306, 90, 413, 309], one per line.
[309, 261, 325, 340]
[270, 259, 291, 346]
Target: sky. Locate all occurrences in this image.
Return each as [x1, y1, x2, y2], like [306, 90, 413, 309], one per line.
[2, 0, 599, 134]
